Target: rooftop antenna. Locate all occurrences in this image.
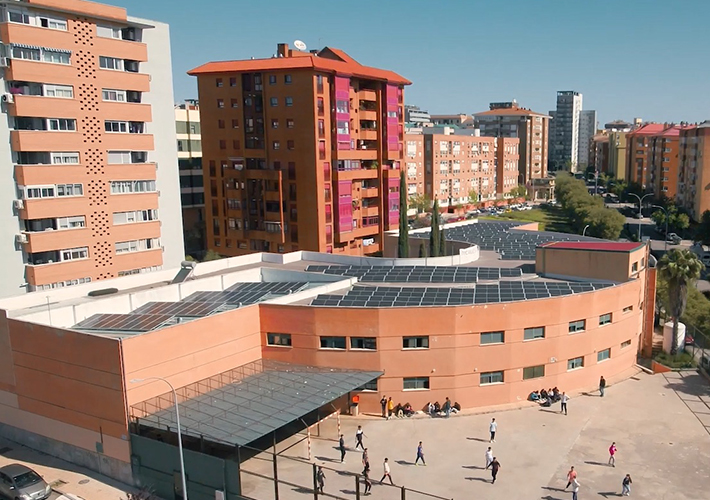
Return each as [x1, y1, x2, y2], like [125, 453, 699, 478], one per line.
[294, 39, 307, 52]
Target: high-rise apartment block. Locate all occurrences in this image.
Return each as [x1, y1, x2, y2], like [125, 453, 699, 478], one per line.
[626, 123, 687, 199]
[474, 101, 549, 185]
[430, 114, 474, 128]
[678, 121, 710, 220]
[578, 109, 597, 169]
[404, 133, 425, 200]
[189, 44, 409, 256]
[175, 100, 204, 255]
[0, 0, 183, 296]
[549, 91, 583, 170]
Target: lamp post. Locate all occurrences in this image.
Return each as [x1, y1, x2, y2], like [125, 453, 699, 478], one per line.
[652, 204, 669, 252]
[131, 377, 188, 500]
[628, 193, 653, 241]
[583, 224, 590, 237]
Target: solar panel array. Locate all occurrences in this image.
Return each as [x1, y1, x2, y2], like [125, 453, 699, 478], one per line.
[414, 221, 598, 260]
[183, 281, 310, 305]
[74, 313, 174, 332]
[310, 282, 614, 307]
[305, 265, 522, 283]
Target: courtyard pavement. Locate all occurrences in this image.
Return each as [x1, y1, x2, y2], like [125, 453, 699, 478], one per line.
[242, 370, 710, 500]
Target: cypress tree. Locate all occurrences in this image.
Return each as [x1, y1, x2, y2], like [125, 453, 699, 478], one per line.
[440, 223, 446, 256]
[398, 171, 409, 258]
[430, 199, 440, 257]
[419, 242, 426, 258]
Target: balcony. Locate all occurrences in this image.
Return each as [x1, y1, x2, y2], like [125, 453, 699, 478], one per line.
[96, 69, 151, 93]
[10, 94, 80, 118]
[109, 192, 160, 212]
[359, 129, 378, 141]
[114, 248, 163, 274]
[107, 163, 157, 181]
[359, 89, 377, 102]
[101, 101, 152, 122]
[15, 165, 84, 186]
[359, 109, 378, 121]
[93, 37, 148, 63]
[0, 23, 72, 52]
[103, 133, 154, 151]
[112, 221, 161, 242]
[20, 196, 89, 220]
[361, 206, 379, 217]
[25, 258, 95, 288]
[10, 130, 82, 151]
[6, 59, 76, 87]
[334, 167, 378, 181]
[361, 187, 379, 198]
[22, 227, 91, 254]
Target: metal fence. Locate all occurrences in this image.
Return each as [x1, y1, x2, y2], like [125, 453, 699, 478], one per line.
[658, 311, 710, 375]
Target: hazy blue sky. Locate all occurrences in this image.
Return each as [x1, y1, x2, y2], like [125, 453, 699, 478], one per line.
[107, 0, 710, 124]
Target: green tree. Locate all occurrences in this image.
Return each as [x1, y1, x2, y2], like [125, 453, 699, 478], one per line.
[510, 184, 528, 199]
[658, 249, 703, 354]
[430, 199, 441, 257]
[418, 242, 426, 258]
[409, 194, 431, 214]
[610, 181, 627, 198]
[468, 188, 478, 204]
[695, 210, 710, 246]
[398, 171, 409, 258]
[439, 223, 446, 256]
[203, 249, 222, 261]
[652, 205, 690, 234]
[585, 206, 625, 240]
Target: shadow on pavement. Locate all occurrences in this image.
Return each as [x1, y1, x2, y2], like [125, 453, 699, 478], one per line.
[395, 460, 414, 466]
[584, 460, 610, 467]
[466, 437, 489, 442]
[541, 485, 566, 492]
[663, 372, 710, 398]
[465, 476, 490, 483]
[540, 496, 565, 500]
[314, 456, 341, 463]
[598, 491, 622, 498]
[461, 465, 484, 470]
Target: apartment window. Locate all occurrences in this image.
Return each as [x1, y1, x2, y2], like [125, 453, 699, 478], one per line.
[403, 336, 429, 349]
[599, 313, 612, 326]
[113, 209, 158, 225]
[623, 305, 633, 313]
[105, 121, 129, 133]
[110, 180, 156, 194]
[229, 77, 237, 87]
[285, 97, 293, 107]
[22, 183, 82, 199]
[287, 140, 295, 150]
[231, 99, 238, 108]
[217, 119, 225, 129]
[316, 75, 324, 92]
[270, 97, 278, 107]
[269, 75, 277, 85]
[523, 365, 545, 380]
[480, 371, 504, 385]
[403, 377, 430, 390]
[47, 118, 76, 131]
[99, 56, 123, 71]
[286, 119, 294, 128]
[232, 119, 239, 129]
[12, 46, 40, 61]
[273, 141, 280, 150]
[337, 120, 349, 135]
[218, 140, 226, 150]
[480, 331, 504, 345]
[51, 152, 80, 164]
[107, 151, 148, 164]
[355, 380, 377, 392]
[524, 326, 545, 340]
[597, 348, 611, 362]
[97, 25, 122, 39]
[115, 238, 160, 254]
[320, 336, 346, 349]
[317, 98, 324, 116]
[61, 247, 89, 261]
[567, 356, 584, 370]
[568, 319, 586, 333]
[41, 49, 69, 64]
[216, 78, 223, 87]
[271, 119, 279, 129]
[232, 140, 240, 149]
[267, 333, 292, 347]
[217, 99, 224, 108]
[632, 262, 639, 272]
[350, 337, 377, 350]
[284, 74, 292, 84]
[56, 216, 86, 229]
[8, 11, 30, 24]
[45, 84, 73, 98]
[102, 89, 126, 102]
[621, 339, 632, 349]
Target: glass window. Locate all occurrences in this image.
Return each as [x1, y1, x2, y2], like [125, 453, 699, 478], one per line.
[350, 337, 376, 350]
[623, 305, 633, 313]
[355, 380, 377, 392]
[524, 326, 545, 340]
[285, 97, 293, 107]
[286, 119, 294, 128]
[45, 84, 73, 98]
[270, 97, 278, 107]
[267, 333, 292, 347]
[480, 331, 504, 345]
[320, 336, 346, 349]
[597, 349, 611, 362]
[568, 319, 586, 333]
[621, 339, 632, 349]
[269, 75, 277, 85]
[567, 356, 584, 370]
[403, 377, 430, 390]
[599, 313, 612, 326]
[480, 371, 504, 385]
[284, 74, 292, 84]
[523, 365, 545, 380]
[217, 99, 224, 108]
[215, 78, 223, 87]
[403, 336, 429, 349]
[99, 56, 123, 70]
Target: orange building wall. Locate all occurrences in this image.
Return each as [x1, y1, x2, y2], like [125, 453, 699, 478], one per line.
[536, 246, 647, 282]
[404, 134, 425, 200]
[652, 136, 681, 199]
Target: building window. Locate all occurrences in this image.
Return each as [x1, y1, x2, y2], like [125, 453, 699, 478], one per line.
[219, 140, 226, 149]
[623, 305, 633, 313]
[231, 99, 238, 108]
[632, 262, 639, 272]
[45, 84, 73, 98]
[320, 336, 346, 349]
[597, 348, 611, 362]
[216, 78, 223, 87]
[269, 75, 277, 85]
[232, 119, 239, 129]
[285, 97, 293, 107]
[350, 337, 377, 350]
[287, 140, 295, 150]
[60, 247, 89, 261]
[229, 77, 237, 87]
[568, 319, 586, 333]
[109, 180, 156, 194]
[113, 209, 158, 225]
[232, 140, 240, 149]
[102, 89, 126, 101]
[480, 371, 504, 385]
[355, 380, 377, 392]
[286, 119, 294, 128]
[270, 97, 278, 107]
[99, 56, 123, 70]
[97, 25, 122, 38]
[403, 377, 430, 390]
[599, 313, 612, 326]
[621, 339, 632, 349]
[267, 333, 292, 347]
[273, 141, 280, 150]
[523, 365, 545, 380]
[115, 238, 160, 254]
[271, 119, 279, 129]
[480, 331, 504, 345]
[284, 74, 292, 84]
[567, 356, 584, 370]
[403, 336, 429, 349]
[524, 326, 545, 341]
[218, 119, 225, 129]
[217, 99, 224, 108]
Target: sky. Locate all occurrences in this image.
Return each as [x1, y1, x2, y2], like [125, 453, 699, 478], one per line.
[107, 0, 710, 125]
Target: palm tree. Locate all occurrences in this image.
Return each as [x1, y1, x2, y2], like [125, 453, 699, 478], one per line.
[658, 249, 703, 354]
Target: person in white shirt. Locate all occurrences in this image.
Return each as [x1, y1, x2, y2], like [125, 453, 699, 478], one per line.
[485, 447, 494, 469]
[380, 457, 394, 485]
[571, 478, 580, 500]
[561, 392, 570, 415]
[489, 418, 498, 442]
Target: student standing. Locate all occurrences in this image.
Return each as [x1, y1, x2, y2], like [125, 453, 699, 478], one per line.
[621, 474, 632, 496]
[599, 376, 606, 397]
[380, 396, 387, 418]
[489, 418, 498, 442]
[489, 457, 501, 484]
[443, 397, 451, 418]
[415, 441, 426, 465]
[362, 467, 372, 495]
[380, 458, 394, 485]
[355, 425, 365, 450]
[485, 447, 493, 469]
[316, 466, 325, 494]
[362, 448, 369, 469]
[565, 466, 577, 488]
[387, 397, 395, 420]
[571, 478, 580, 500]
[561, 392, 569, 415]
[608, 442, 617, 467]
[339, 434, 346, 462]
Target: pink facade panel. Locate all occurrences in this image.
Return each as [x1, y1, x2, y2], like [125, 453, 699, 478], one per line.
[336, 180, 353, 232]
[386, 85, 400, 151]
[334, 76, 351, 150]
[388, 177, 399, 226]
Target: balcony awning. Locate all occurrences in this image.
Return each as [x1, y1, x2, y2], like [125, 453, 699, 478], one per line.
[11, 43, 42, 50]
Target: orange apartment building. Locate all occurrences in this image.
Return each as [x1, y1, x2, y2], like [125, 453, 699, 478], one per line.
[0, 0, 184, 297]
[404, 133, 425, 201]
[474, 101, 550, 185]
[627, 123, 688, 199]
[188, 43, 410, 257]
[625, 123, 664, 187]
[678, 121, 710, 220]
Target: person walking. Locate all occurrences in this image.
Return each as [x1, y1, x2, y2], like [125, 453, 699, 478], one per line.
[380, 396, 387, 418]
[561, 392, 569, 415]
[339, 434, 346, 462]
[362, 448, 369, 469]
[380, 458, 394, 485]
[599, 376, 606, 397]
[489, 457, 501, 484]
[355, 425, 366, 450]
[485, 446, 493, 469]
[362, 467, 372, 495]
[489, 417, 498, 442]
[571, 478, 580, 500]
[621, 474, 632, 496]
[415, 441, 426, 466]
[608, 442, 617, 467]
[387, 397, 394, 420]
[443, 397, 452, 418]
[565, 466, 577, 489]
[316, 466, 325, 494]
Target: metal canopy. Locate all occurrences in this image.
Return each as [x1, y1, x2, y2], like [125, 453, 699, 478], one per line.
[131, 360, 381, 447]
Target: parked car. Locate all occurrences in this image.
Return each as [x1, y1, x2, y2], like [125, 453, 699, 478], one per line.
[0, 464, 52, 500]
[686, 334, 695, 346]
[666, 233, 682, 245]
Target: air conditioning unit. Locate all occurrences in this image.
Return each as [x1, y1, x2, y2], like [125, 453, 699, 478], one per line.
[13, 199, 24, 210]
[0, 57, 9, 68]
[15, 233, 27, 244]
[1, 93, 13, 103]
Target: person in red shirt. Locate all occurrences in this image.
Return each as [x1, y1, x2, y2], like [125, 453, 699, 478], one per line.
[565, 466, 577, 488]
[608, 442, 617, 467]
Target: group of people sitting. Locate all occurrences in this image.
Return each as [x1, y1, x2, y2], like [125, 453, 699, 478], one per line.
[393, 402, 415, 417]
[529, 387, 562, 406]
[427, 400, 462, 417]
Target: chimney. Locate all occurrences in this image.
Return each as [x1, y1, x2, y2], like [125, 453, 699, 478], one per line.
[277, 43, 290, 58]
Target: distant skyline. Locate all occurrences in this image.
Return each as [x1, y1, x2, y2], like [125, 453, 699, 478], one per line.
[109, 0, 710, 125]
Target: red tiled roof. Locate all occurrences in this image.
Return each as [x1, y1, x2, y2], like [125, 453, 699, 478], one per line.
[628, 123, 665, 136]
[474, 107, 549, 118]
[541, 241, 644, 252]
[188, 47, 411, 85]
[661, 125, 682, 137]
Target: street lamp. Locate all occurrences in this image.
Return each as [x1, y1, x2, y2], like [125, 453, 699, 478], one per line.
[583, 224, 590, 237]
[652, 204, 669, 252]
[628, 193, 653, 241]
[131, 377, 188, 500]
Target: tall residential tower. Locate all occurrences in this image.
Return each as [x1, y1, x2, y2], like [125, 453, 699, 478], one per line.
[549, 91, 583, 171]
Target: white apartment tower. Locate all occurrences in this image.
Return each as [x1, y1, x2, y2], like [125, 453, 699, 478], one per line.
[549, 91, 583, 171]
[578, 109, 597, 169]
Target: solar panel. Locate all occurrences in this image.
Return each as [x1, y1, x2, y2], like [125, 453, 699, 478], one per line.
[74, 313, 172, 332]
[131, 301, 222, 317]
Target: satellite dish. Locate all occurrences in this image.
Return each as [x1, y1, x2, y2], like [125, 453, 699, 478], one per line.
[294, 40, 307, 51]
